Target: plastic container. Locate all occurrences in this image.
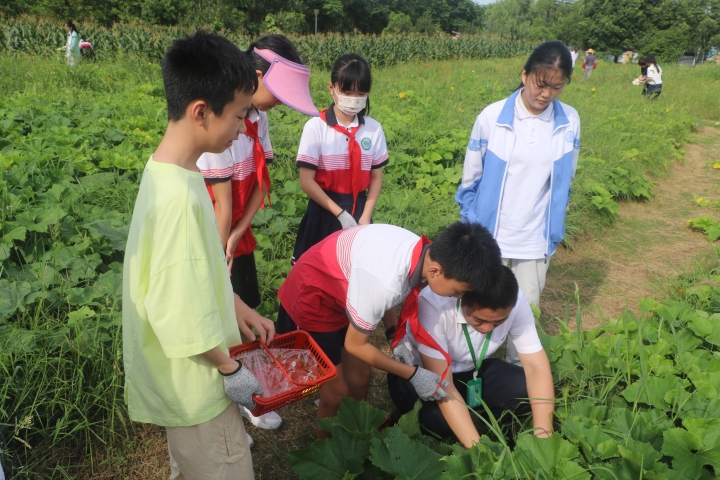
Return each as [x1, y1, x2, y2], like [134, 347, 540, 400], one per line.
[229, 330, 337, 416]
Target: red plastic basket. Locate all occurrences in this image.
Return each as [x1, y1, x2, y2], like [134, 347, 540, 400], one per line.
[228, 330, 337, 416]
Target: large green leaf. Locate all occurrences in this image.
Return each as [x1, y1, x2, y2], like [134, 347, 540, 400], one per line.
[369, 427, 445, 479]
[318, 398, 388, 434]
[287, 428, 368, 480]
[441, 441, 506, 479]
[512, 434, 588, 479]
[686, 312, 720, 347]
[661, 418, 720, 478]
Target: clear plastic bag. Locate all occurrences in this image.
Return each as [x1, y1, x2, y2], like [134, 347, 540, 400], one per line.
[234, 348, 322, 398]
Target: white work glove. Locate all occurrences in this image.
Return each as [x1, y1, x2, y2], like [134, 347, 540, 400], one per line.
[337, 210, 358, 229]
[409, 366, 450, 401]
[220, 361, 264, 410]
[391, 343, 414, 365]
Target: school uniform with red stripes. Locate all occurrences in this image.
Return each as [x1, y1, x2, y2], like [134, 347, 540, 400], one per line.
[292, 104, 388, 264]
[196, 108, 273, 308]
[277, 224, 452, 373]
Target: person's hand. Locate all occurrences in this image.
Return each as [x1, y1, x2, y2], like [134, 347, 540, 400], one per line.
[358, 214, 372, 225]
[225, 227, 245, 274]
[337, 210, 358, 229]
[220, 361, 264, 410]
[234, 295, 275, 344]
[408, 366, 449, 401]
[391, 343, 414, 365]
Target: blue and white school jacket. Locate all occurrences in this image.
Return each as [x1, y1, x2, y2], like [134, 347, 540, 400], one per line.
[455, 90, 581, 258]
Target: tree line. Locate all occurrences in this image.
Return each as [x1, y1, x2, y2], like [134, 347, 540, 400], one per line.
[485, 0, 720, 60]
[0, 0, 485, 36]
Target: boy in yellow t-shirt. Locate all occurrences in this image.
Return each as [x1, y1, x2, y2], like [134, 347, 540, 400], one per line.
[122, 31, 275, 478]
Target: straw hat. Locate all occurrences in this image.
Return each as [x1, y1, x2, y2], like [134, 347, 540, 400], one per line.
[255, 48, 320, 117]
[586, 48, 595, 54]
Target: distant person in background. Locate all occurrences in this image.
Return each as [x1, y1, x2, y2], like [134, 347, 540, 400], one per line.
[633, 57, 648, 94]
[456, 40, 581, 365]
[644, 55, 663, 99]
[79, 38, 94, 59]
[583, 48, 597, 79]
[64, 21, 80, 66]
[570, 46, 579, 69]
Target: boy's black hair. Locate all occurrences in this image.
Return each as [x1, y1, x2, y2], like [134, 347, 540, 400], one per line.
[246, 34, 304, 73]
[517, 40, 573, 90]
[460, 265, 519, 311]
[331, 53, 372, 115]
[161, 30, 258, 121]
[428, 221, 502, 292]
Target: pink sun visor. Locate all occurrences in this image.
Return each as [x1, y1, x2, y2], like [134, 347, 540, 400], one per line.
[254, 48, 319, 117]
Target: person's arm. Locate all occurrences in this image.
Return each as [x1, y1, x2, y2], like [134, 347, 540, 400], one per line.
[209, 180, 233, 250]
[518, 350, 555, 437]
[344, 326, 416, 379]
[299, 167, 344, 216]
[420, 354, 481, 449]
[456, 115, 486, 222]
[199, 346, 239, 373]
[225, 182, 264, 271]
[359, 168, 382, 225]
[234, 293, 275, 344]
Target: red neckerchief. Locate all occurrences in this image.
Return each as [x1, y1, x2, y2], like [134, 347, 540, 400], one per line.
[320, 108, 362, 215]
[391, 236, 452, 393]
[244, 117, 271, 209]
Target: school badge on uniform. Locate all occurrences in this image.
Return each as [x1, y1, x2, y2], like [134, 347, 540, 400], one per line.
[360, 137, 372, 150]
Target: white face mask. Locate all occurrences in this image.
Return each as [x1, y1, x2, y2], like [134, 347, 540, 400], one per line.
[333, 86, 367, 116]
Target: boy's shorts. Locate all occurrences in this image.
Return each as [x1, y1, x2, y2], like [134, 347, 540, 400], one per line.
[167, 402, 253, 480]
[277, 304, 348, 366]
[230, 252, 261, 309]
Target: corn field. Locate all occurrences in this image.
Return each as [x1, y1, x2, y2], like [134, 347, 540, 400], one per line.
[1, 17, 533, 67]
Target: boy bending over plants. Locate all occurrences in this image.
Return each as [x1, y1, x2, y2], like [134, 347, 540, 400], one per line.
[122, 31, 274, 478]
[389, 265, 555, 447]
[276, 222, 502, 438]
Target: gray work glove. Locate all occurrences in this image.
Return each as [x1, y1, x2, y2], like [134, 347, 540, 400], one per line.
[220, 361, 264, 410]
[337, 210, 358, 229]
[409, 366, 450, 401]
[391, 343, 415, 365]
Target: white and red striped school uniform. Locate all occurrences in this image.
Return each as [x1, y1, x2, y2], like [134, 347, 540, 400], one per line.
[291, 105, 388, 263]
[197, 108, 273, 258]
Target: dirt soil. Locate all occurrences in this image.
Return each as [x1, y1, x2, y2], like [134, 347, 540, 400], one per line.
[76, 128, 720, 480]
[542, 127, 720, 331]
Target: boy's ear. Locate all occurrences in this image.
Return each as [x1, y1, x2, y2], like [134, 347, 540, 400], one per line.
[426, 262, 444, 280]
[189, 100, 209, 126]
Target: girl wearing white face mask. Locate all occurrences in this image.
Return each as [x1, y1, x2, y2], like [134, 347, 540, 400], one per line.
[291, 53, 389, 264]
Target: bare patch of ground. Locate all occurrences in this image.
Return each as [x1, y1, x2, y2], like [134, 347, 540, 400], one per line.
[542, 127, 720, 331]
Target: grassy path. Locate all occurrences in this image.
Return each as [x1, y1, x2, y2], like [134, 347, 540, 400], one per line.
[541, 127, 720, 331]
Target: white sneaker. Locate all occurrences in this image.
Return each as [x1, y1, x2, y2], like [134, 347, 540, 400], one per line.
[246, 433, 254, 448]
[239, 405, 282, 429]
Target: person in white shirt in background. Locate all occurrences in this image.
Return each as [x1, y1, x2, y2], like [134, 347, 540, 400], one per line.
[455, 40, 581, 366]
[643, 55, 663, 100]
[388, 266, 555, 447]
[570, 46, 579, 70]
[64, 21, 80, 66]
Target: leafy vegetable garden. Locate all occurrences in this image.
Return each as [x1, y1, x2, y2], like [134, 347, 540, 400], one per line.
[0, 45, 719, 478]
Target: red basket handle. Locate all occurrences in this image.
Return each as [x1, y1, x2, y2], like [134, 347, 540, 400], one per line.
[257, 340, 318, 388]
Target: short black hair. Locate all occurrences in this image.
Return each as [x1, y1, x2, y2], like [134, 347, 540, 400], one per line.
[461, 265, 519, 311]
[161, 30, 258, 121]
[246, 34, 304, 73]
[517, 40, 573, 90]
[428, 222, 502, 291]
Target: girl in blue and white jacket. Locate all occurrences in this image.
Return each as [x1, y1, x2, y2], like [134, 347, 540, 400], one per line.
[456, 40, 580, 364]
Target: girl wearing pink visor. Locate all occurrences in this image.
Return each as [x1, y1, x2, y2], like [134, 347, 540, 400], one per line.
[196, 34, 318, 439]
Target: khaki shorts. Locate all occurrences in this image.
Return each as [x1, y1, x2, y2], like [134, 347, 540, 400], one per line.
[166, 402, 253, 480]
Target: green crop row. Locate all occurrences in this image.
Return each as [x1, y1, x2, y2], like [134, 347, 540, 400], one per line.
[0, 16, 533, 67]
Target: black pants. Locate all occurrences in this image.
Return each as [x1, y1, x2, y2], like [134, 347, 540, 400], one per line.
[230, 252, 260, 309]
[387, 358, 530, 440]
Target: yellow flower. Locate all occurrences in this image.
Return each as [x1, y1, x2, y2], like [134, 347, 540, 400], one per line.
[665, 108, 670, 112]
[686, 220, 692, 227]
[713, 163, 720, 169]
[591, 87, 596, 92]
[459, 108, 464, 112]
[51, 71, 55, 74]
[697, 197, 704, 203]
[135, 127, 140, 131]
[398, 92, 405, 98]
[451, 86, 455, 91]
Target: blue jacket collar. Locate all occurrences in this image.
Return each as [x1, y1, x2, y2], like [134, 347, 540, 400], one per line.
[497, 89, 570, 131]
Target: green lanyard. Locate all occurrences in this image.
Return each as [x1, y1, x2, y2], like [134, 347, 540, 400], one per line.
[462, 325, 492, 381]
[456, 299, 492, 380]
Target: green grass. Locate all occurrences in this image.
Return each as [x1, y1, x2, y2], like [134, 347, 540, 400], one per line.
[0, 52, 719, 478]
